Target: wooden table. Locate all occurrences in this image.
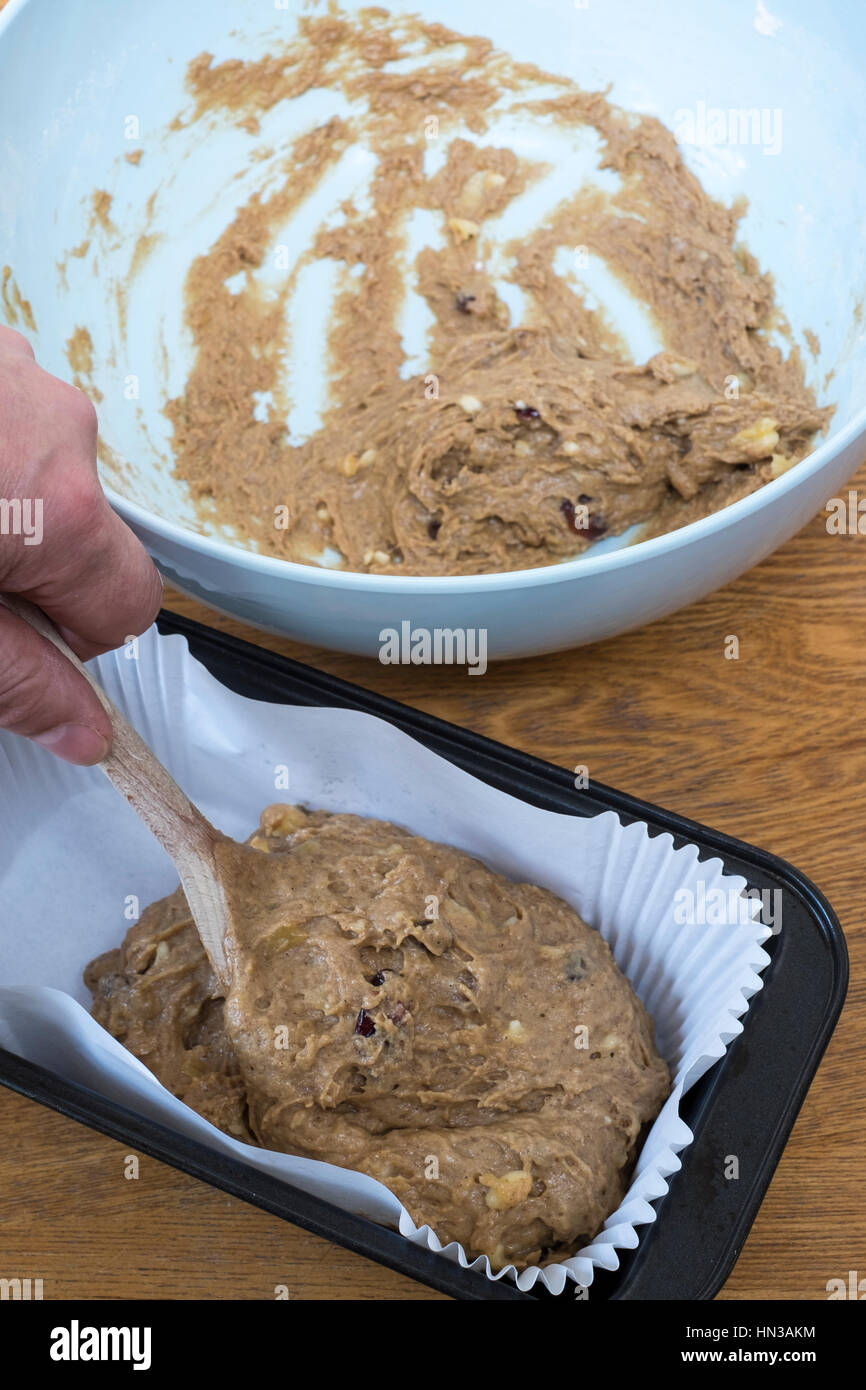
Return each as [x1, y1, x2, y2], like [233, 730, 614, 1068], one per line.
[2, 465, 864, 1301]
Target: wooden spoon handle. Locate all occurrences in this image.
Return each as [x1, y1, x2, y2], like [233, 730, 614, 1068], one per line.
[0, 595, 230, 982]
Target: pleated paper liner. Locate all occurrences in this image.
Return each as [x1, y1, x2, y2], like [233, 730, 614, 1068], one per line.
[0, 627, 770, 1294]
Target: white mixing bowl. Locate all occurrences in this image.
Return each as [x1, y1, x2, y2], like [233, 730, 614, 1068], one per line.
[1, 0, 864, 659]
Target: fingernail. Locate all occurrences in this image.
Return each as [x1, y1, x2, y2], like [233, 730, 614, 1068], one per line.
[31, 724, 111, 765]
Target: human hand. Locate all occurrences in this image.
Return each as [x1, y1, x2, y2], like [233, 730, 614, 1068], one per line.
[0, 325, 162, 764]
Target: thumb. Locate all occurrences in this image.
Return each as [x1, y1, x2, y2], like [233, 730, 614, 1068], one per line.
[0, 606, 112, 764]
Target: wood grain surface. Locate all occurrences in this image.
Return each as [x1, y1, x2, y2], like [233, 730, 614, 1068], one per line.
[2, 463, 864, 1301]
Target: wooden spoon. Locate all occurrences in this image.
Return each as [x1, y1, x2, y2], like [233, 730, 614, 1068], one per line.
[0, 594, 270, 988]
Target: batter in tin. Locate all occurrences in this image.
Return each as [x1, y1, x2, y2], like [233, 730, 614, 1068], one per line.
[86, 804, 669, 1270]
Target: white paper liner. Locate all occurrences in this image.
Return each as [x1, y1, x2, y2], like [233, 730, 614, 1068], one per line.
[0, 626, 771, 1295]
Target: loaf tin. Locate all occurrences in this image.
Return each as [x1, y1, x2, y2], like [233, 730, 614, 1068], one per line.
[0, 610, 848, 1300]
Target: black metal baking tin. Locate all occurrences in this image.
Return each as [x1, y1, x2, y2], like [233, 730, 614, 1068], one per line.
[0, 610, 847, 1301]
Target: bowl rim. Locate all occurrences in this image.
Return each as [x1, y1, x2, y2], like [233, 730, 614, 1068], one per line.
[105, 402, 865, 592]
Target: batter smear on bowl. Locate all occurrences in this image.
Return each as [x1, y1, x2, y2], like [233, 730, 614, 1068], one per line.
[85, 804, 669, 1271]
[160, 8, 830, 577]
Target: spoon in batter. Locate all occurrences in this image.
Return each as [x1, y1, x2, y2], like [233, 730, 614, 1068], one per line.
[0, 593, 281, 987]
